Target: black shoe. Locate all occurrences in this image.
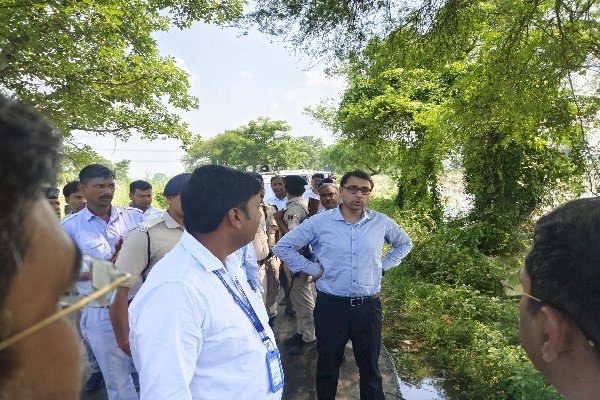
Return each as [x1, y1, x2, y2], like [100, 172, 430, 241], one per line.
[268, 316, 276, 328]
[131, 371, 140, 392]
[287, 340, 317, 356]
[84, 371, 104, 392]
[283, 333, 303, 346]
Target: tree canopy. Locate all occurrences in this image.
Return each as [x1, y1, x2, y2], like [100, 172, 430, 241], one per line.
[1, 0, 244, 143]
[183, 117, 329, 170]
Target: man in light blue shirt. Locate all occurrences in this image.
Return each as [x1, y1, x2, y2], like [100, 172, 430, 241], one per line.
[62, 164, 142, 400]
[273, 170, 412, 400]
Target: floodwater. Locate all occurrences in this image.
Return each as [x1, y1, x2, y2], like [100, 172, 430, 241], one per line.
[398, 378, 447, 400]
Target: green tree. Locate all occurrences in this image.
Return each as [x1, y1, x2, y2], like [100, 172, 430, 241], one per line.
[1, 0, 244, 143]
[184, 117, 326, 170]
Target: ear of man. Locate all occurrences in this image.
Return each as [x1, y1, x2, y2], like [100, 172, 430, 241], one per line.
[539, 306, 576, 363]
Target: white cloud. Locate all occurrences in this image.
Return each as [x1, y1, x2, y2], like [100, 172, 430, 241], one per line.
[241, 70, 253, 78]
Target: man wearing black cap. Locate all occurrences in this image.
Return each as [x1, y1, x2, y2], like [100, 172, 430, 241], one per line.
[274, 175, 317, 355]
[42, 186, 61, 218]
[110, 173, 190, 357]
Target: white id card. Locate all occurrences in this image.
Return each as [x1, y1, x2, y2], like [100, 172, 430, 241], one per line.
[266, 349, 284, 392]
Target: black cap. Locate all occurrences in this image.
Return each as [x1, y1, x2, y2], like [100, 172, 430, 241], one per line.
[285, 175, 308, 187]
[163, 173, 191, 196]
[42, 186, 59, 199]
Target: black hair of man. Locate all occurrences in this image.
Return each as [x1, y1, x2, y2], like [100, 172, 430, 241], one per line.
[340, 170, 374, 189]
[130, 180, 152, 194]
[284, 175, 307, 197]
[248, 172, 264, 186]
[181, 165, 261, 234]
[0, 95, 61, 304]
[79, 164, 115, 184]
[312, 173, 325, 180]
[62, 181, 81, 198]
[0, 94, 61, 380]
[525, 197, 600, 359]
[270, 175, 284, 183]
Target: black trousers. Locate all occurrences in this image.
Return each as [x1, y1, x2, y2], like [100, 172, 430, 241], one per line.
[313, 292, 384, 400]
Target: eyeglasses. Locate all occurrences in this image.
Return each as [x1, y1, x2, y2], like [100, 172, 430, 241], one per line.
[0, 256, 130, 351]
[343, 186, 372, 195]
[503, 271, 595, 348]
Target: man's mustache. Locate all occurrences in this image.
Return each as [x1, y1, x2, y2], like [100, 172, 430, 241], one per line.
[100, 195, 113, 200]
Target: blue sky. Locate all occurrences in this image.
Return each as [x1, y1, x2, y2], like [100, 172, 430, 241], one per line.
[72, 23, 346, 179]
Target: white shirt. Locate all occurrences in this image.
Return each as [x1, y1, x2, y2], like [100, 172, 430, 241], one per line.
[265, 195, 287, 211]
[129, 231, 283, 400]
[302, 187, 319, 200]
[142, 206, 164, 221]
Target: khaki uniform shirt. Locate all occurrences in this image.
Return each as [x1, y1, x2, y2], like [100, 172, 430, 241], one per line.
[253, 202, 278, 261]
[284, 197, 309, 231]
[116, 211, 184, 291]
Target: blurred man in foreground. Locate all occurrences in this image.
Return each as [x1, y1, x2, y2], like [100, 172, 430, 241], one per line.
[519, 198, 600, 399]
[0, 95, 81, 398]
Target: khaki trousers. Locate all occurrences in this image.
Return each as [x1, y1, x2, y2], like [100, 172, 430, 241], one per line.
[284, 263, 316, 342]
[259, 256, 281, 317]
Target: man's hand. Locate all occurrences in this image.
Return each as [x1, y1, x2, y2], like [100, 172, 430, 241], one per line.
[110, 236, 124, 263]
[273, 210, 284, 222]
[117, 341, 132, 357]
[308, 264, 324, 283]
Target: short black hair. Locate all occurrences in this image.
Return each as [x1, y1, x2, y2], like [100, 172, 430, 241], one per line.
[0, 94, 61, 382]
[312, 173, 325, 180]
[270, 175, 284, 183]
[62, 181, 81, 198]
[130, 180, 152, 193]
[248, 172, 264, 186]
[340, 170, 374, 189]
[525, 197, 600, 359]
[79, 164, 115, 184]
[181, 165, 261, 234]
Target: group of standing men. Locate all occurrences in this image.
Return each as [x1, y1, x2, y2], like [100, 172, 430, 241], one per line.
[3, 95, 600, 400]
[52, 161, 413, 400]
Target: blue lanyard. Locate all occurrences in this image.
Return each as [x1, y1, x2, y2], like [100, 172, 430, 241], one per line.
[213, 270, 273, 350]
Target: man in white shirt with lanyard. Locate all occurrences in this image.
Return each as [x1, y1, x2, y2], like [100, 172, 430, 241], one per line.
[129, 165, 284, 399]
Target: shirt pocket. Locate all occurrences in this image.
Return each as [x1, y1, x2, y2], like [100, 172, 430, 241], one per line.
[79, 238, 110, 260]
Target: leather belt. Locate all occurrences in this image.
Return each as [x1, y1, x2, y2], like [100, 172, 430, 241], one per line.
[317, 291, 379, 307]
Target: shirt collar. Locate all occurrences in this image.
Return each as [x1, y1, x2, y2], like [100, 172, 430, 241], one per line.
[332, 205, 373, 222]
[179, 231, 241, 276]
[163, 210, 183, 229]
[83, 205, 121, 222]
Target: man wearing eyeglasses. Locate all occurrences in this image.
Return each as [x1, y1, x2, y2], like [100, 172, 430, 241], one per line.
[518, 198, 600, 399]
[274, 170, 413, 400]
[61, 164, 142, 400]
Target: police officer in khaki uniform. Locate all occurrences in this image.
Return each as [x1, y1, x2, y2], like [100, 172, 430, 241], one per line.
[109, 173, 190, 357]
[249, 173, 281, 327]
[274, 175, 316, 356]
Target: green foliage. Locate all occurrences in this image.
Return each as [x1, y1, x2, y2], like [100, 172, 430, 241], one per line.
[370, 198, 560, 399]
[1, 0, 243, 141]
[183, 117, 329, 170]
